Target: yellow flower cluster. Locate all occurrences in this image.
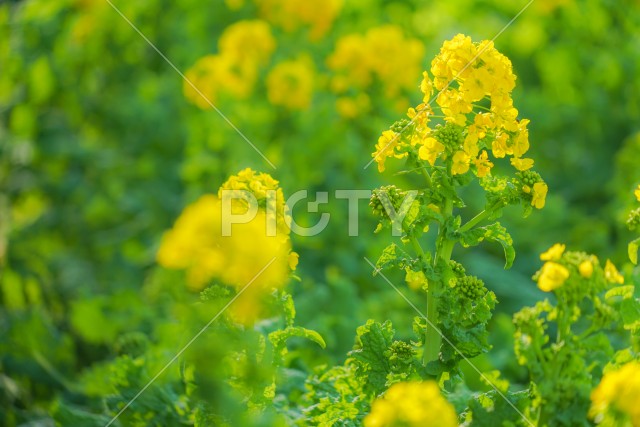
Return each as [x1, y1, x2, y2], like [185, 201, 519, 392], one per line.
[266, 56, 315, 110]
[255, 0, 342, 40]
[536, 243, 624, 292]
[364, 381, 457, 427]
[328, 26, 425, 118]
[218, 168, 291, 235]
[373, 35, 539, 186]
[590, 362, 640, 426]
[184, 20, 275, 108]
[157, 170, 296, 323]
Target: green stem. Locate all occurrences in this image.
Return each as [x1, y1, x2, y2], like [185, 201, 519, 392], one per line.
[420, 168, 432, 188]
[459, 201, 504, 233]
[424, 197, 454, 366]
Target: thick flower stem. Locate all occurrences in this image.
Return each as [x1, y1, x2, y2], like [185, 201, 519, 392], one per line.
[424, 197, 454, 366]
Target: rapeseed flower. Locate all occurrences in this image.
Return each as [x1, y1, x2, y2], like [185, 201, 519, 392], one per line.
[590, 362, 640, 426]
[364, 381, 457, 427]
[537, 261, 570, 292]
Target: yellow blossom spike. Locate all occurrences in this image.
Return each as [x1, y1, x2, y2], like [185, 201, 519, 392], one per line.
[537, 261, 570, 292]
[540, 243, 565, 261]
[604, 259, 624, 284]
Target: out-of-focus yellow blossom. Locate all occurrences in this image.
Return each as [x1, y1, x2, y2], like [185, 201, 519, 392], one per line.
[219, 168, 291, 235]
[579, 260, 594, 278]
[510, 157, 534, 171]
[540, 243, 565, 261]
[604, 259, 624, 284]
[537, 261, 570, 292]
[405, 269, 427, 291]
[590, 362, 640, 426]
[473, 150, 493, 177]
[217, 20, 275, 67]
[364, 381, 457, 427]
[635, 184, 640, 202]
[224, 0, 244, 10]
[336, 94, 371, 119]
[158, 171, 297, 324]
[531, 182, 548, 209]
[266, 56, 315, 110]
[328, 25, 424, 116]
[288, 252, 299, 270]
[255, 0, 342, 40]
[451, 150, 471, 175]
[184, 21, 275, 109]
[373, 130, 405, 173]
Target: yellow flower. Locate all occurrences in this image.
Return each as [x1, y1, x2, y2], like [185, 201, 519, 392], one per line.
[219, 168, 290, 235]
[635, 184, 640, 202]
[531, 182, 548, 209]
[158, 172, 297, 324]
[604, 259, 624, 284]
[218, 20, 276, 67]
[328, 26, 424, 100]
[579, 260, 594, 278]
[420, 71, 434, 102]
[540, 243, 565, 261]
[405, 269, 426, 291]
[288, 252, 299, 270]
[255, 0, 342, 40]
[373, 130, 401, 172]
[364, 381, 457, 427]
[590, 362, 640, 426]
[537, 261, 570, 292]
[451, 150, 471, 175]
[511, 157, 534, 171]
[266, 56, 315, 110]
[491, 132, 509, 158]
[473, 150, 494, 178]
[418, 137, 445, 166]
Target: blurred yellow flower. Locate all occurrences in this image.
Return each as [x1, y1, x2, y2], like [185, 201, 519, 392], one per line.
[266, 57, 315, 110]
[328, 25, 424, 116]
[537, 261, 570, 292]
[405, 269, 426, 291]
[540, 243, 565, 261]
[255, 0, 342, 40]
[364, 381, 457, 427]
[635, 184, 640, 202]
[219, 168, 291, 236]
[184, 21, 275, 109]
[217, 20, 275, 67]
[604, 259, 624, 284]
[579, 260, 594, 278]
[590, 362, 640, 426]
[158, 170, 296, 323]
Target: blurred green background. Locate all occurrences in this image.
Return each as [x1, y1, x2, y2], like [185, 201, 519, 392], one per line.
[1, 0, 639, 425]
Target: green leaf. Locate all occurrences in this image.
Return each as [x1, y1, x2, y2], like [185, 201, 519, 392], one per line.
[375, 243, 411, 272]
[604, 285, 635, 302]
[620, 298, 640, 331]
[348, 320, 395, 396]
[459, 222, 515, 269]
[629, 237, 639, 264]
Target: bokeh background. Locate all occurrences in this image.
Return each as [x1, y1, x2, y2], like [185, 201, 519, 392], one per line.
[1, 0, 639, 425]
